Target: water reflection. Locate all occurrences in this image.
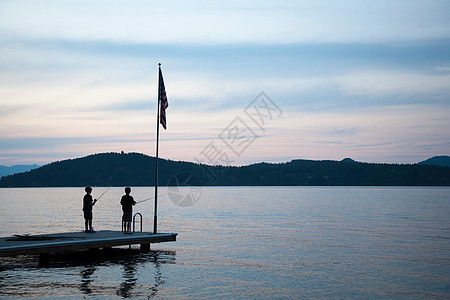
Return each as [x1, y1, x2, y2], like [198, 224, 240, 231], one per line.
[80, 265, 96, 295]
[147, 252, 165, 298]
[116, 251, 166, 298]
[117, 257, 137, 298]
[0, 249, 176, 298]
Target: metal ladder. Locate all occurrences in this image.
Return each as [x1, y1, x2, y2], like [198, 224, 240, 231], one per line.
[132, 212, 143, 233]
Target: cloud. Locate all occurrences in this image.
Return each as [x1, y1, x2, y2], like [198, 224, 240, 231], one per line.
[1, 1, 450, 44]
[0, 1, 449, 166]
[333, 70, 450, 97]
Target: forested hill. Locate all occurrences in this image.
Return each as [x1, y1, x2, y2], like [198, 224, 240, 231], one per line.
[0, 152, 449, 187]
[418, 156, 450, 167]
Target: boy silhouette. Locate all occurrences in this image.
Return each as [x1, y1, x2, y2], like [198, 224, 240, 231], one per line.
[121, 187, 136, 234]
[83, 186, 97, 233]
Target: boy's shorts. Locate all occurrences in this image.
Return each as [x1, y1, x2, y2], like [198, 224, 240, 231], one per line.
[122, 211, 132, 222]
[83, 210, 93, 221]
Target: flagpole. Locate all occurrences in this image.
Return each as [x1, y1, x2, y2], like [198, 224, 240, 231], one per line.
[154, 63, 161, 234]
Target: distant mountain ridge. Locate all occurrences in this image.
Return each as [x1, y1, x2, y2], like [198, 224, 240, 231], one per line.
[0, 152, 449, 187]
[341, 158, 359, 164]
[0, 164, 39, 178]
[418, 156, 450, 167]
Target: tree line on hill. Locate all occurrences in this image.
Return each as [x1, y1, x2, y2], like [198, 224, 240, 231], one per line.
[0, 152, 449, 187]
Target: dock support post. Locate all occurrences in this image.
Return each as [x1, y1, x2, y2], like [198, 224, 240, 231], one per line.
[39, 253, 49, 267]
[140, 243, 150, 252]
[88, 248, 99, 256]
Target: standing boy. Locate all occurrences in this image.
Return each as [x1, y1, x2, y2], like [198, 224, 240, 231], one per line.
[121, 187, 136, 234]
[83, 186, 97, 233]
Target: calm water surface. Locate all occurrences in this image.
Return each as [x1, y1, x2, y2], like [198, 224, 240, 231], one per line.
[0, 186, 449, 299]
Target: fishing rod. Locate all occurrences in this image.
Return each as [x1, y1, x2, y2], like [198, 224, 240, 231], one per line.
[95, 186, 111, 202]
[136, 193, 167, 204]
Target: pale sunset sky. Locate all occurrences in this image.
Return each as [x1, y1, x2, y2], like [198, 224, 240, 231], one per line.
[0, 0, 449, 166]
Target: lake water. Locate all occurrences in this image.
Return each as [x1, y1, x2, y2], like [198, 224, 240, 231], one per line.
[0, 186, 449, 299]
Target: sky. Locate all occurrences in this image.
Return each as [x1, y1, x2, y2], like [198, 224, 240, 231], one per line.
[0, 0, 449, 167]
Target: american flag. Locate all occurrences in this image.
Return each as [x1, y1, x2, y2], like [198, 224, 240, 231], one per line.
[159, 67, 168, 129]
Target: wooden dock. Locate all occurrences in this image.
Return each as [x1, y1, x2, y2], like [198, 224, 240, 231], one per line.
[0, 230, 177, 257]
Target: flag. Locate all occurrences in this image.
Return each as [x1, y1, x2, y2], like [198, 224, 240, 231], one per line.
[159, 67, 168, 130]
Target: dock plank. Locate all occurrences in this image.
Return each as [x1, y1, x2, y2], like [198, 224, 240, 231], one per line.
[0, 230, 177, 257]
